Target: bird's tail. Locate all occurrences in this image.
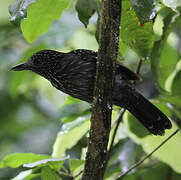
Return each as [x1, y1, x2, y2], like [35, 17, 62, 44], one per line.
[114, 82, 172, 135]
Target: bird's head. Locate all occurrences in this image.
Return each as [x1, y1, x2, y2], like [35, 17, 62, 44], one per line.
[11, 49, 64, 77]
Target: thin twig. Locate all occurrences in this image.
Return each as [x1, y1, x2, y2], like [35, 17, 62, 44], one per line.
[111, 108, 125, 128]
[73, 169, 83, 179]
[115, 129, 180, 179]
[136, 59, 143, 74]
[107, 108, 126, 160]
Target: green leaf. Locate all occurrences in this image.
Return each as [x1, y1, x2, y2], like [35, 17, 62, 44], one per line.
[126, 100, 181, 173]
[0, 153, 50, 168]
[151, 7, 179, 91]
[12, 170, 40, 180]
[75, 0, 100, 27]
[124, 111, 150, 139]
[12, 169, 32, 180]
[165, 60, 181, 94]
[63, 96, 82, 106]
[131, 0, 156, 24]
[120, 0, 154, 57]
[41, 166, 60, 180]
[140, 123, 181, 174]
[162, 0, 181, 10]
[69, 159, 84, 174]
[160, 95, 181, 109]
[52, 117, 90, 157]
[25, 173, 41, 180]
[61, 109, 90, 123]
[21, 0, 71, 43]
[23, 157, 68, 170]
[160, 43, 179, 89]
[142, 163, 171, 180]
[9, 0, 35, 26]
[171, 71, 181, 96]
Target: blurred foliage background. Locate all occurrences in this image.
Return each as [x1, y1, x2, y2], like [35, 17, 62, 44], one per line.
[1, 0, 181, 179]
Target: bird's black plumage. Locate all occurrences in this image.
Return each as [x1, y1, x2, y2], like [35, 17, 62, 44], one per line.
[11, 49, 172, 135]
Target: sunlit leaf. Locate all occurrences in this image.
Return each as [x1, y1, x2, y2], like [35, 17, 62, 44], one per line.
[41, 166, 60, 180]
[52, 117, 90, 157]
[23, 157, 68, 170]
[12, 170, 40, 180]
[140, 123, 181, 173]
[69, 159, 84, 174]
[124, 111, 150, 139]
[120, 0, 154, 57]
[63, 96, 82, 106]
[151, 7, 179, 91]
[165, 60, 181, 95]
[21, 0, 71, 43]
[0, 153, 50, 168]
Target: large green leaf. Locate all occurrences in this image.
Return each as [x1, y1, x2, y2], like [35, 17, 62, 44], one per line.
[41, 166, 60, 180]
[165, 60, 181, 95]
[0, 153, 50, 168]
[171, 71, 181, 96]
[21, 0, 71, 43]
[124, 111, 150, 139]
[69, 159, 84, 174]
[140, 124, 181, 174]
[151, 7, 179, 91]
[52, 117, 90, 157]
[120, 0, 154, 58]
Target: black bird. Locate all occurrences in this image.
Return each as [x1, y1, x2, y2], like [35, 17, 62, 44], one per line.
[11, 49, 172, 135]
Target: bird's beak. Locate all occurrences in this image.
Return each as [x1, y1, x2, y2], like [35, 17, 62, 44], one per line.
[11, 62, 28, 71]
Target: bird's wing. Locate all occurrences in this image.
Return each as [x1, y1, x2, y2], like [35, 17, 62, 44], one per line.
[72, 49, 139, 80]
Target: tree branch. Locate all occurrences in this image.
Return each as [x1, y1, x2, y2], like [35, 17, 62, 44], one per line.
[82, 0, 122, 179]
